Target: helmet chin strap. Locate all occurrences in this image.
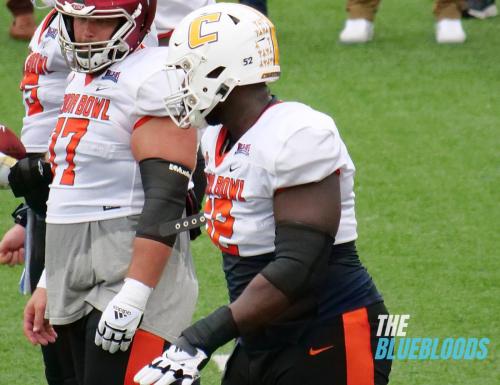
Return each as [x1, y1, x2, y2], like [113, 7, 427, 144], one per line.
[190, 78, 237, 127]
[200, 93, 223, 118]
[188, 112, 208, 129]
[75, 37, 129, 73]
[189, 91, 224, 128]
[188, 95, 222, 128]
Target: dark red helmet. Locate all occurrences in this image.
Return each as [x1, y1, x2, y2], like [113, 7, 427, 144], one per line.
[55, 0, 156, 73]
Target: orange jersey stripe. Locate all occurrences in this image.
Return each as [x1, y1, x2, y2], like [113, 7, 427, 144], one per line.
[133, 116, 154, 130]
[158, 30, 174, 40]
[214, 126, 230, 166]
[123, 329, 166, 385]
[84, 74, 94, 86]
[343, 307, 374, 385]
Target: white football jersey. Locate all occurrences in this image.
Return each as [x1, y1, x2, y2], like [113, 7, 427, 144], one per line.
[46, 47, 176, 224]
[154, 0, 216, 38]
[202, 102, 357, 257]
[20, 10, 69, 153]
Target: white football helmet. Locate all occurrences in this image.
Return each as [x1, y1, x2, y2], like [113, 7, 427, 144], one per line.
[165, 2, 280, 128]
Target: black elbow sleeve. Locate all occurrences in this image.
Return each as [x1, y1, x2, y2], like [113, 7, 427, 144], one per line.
[136, 158, 192, 247]
[260, 223, 334, 301]
[8, 155, 52, 216]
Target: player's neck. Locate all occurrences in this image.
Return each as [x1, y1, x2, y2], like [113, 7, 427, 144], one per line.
[222, 86, 272, 142]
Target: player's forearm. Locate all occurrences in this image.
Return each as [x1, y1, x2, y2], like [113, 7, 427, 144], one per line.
[229, 273, 291, 334]
[176, 274, 292, 356]
[127, 237, 172, 288]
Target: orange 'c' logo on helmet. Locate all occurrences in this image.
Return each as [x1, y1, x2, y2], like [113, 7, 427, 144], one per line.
[188, 13, 222, 49]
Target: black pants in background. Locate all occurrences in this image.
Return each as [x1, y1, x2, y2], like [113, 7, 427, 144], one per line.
[240, 0, 268, 15]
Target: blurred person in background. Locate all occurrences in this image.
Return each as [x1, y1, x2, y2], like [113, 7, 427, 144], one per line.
[7, 0, 37, 40]
[155, 0, 215, 45]
[239, 0, 267, 15]
[462, 0, 497, 18]
[340, 0, 468, 44]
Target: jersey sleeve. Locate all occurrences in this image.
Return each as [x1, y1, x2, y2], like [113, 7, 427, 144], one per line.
[135, 69, 181, 118]
[143, 23, 159, 47]
[28, 10, 51, 51]
[274, 122, 346, 189]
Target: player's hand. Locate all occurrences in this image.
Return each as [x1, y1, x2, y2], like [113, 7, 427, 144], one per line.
[95, 278, 152, 354]
[23, 287, 57, 345]
[0, 224, 25, 266]
[134, 340, 207, 385]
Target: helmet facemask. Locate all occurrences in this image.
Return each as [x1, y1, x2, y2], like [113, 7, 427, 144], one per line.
[165, 54, 235, 128]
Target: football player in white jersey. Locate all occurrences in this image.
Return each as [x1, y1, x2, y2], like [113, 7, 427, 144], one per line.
[21, 1, 199, 384]
[135, 3, 391, 385]
[2, 2, 158, 383]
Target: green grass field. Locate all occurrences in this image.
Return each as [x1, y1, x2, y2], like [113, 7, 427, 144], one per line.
[0, 1, 499, 384]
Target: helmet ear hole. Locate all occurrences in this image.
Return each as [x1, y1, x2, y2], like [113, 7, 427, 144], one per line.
[206, 66, 226, 79]
[216, 84, 230, 98]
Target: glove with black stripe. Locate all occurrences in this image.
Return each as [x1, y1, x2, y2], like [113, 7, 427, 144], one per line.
[134, 306, 238, 385]
[95, 278, 152, 354]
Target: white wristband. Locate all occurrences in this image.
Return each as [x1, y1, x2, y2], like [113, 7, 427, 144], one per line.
[37, 269, 47, 289]
[0, 154, 17, 188]
[118, 278, 153, 311]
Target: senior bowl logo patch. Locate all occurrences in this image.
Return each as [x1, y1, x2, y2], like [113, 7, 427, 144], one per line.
[235, 143, 251, 156]
[102, 69, 120, 83]
[46, 26, 58, 39]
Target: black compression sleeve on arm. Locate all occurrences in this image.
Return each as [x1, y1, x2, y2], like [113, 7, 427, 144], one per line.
[8, 156, 52, 216]
[260, 223, 334, 301]
[177, 306, 239, 358]
[136, 158, 191, 247]
[8, 156, 52, 196]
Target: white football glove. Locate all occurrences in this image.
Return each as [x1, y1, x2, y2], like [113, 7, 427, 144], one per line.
[95, 278, 152, 354]
[134, 344, 207, 385]
[0, 152, 16, 189]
